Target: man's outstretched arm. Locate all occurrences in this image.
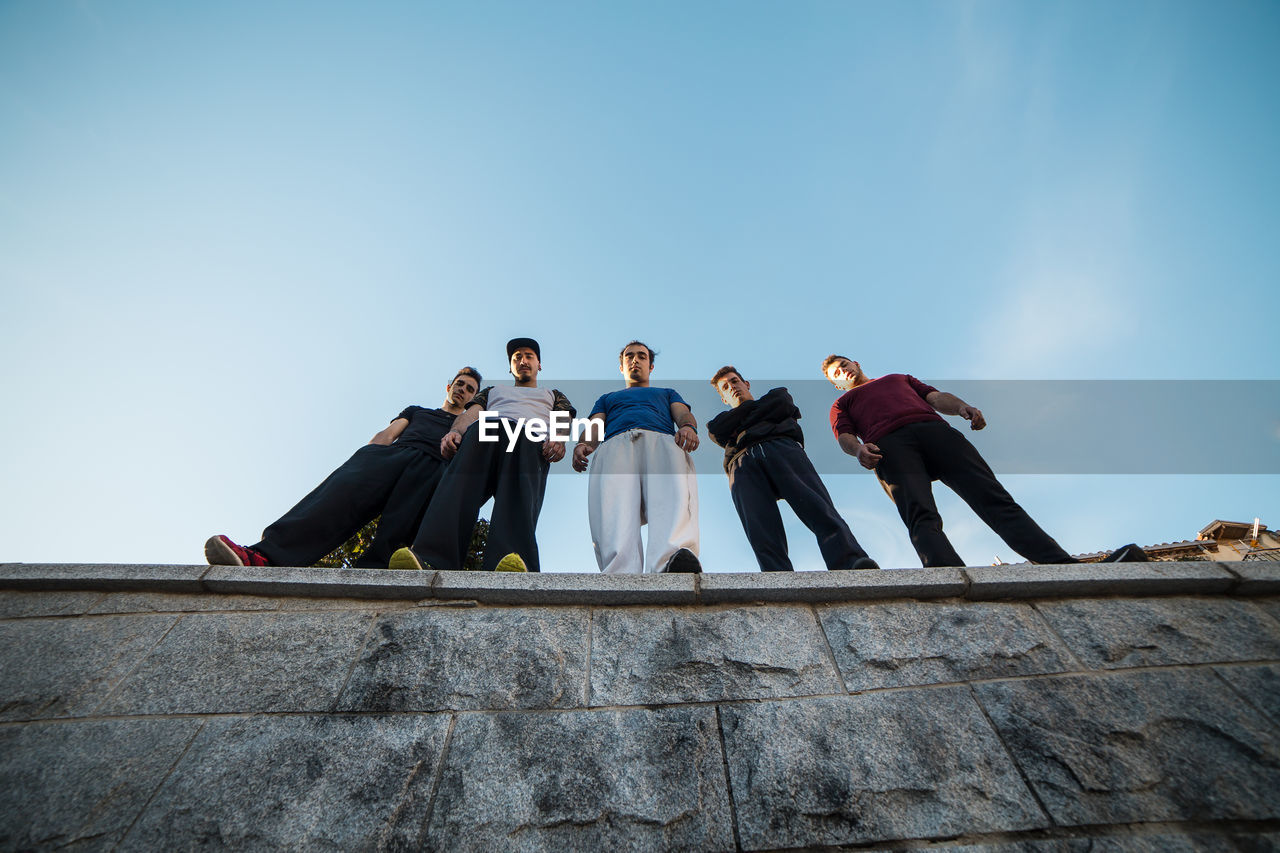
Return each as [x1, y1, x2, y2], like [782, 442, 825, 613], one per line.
[370, 418, 409, 446]
[925, 390, 986, 430]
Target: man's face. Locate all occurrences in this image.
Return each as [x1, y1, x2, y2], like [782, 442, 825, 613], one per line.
[510, 347, 541, 382]
[716, 373, 752, 407]
[620, 345, 652, 385]
[824, 358, 862, 390]
[446, 374, 479, 408]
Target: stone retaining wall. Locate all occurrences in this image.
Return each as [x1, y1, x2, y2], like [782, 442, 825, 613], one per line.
[2, 560, 1279, 851]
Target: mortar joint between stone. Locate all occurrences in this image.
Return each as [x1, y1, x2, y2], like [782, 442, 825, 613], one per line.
[111, 716, 209, 851]
[713, 705, 744, 852]
[417, 712, 459, 845]
[965, 682, 1056, 831]
[1216, 560, 1246, 590]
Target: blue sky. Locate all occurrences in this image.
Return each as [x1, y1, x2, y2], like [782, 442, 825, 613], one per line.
[1, 0, 1276, 571]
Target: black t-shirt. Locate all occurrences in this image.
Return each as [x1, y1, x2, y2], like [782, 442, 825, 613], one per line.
[392, 406, 456, 460]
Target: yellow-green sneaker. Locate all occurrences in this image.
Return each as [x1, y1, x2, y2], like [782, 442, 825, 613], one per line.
[388, 547, 425, 571]
[494, 552, 528, 573]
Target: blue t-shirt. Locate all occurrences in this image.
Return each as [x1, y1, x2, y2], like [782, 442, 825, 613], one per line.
[591, 386, 690, 442]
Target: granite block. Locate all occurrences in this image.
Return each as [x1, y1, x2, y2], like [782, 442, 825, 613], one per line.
[973, 669, 1280, 825]
[939, 832, 1280, 852]
[965, 562, 1235, 600]
[0, 718, 204, 852]
[819, 600, 1075, 691]
[277, 596, 417, 611]
[0, 590, 106, 619]
[203, 565, 434, 599]
[0, 614, 177, 720]
[121, 714, 449, 851]
[100, 611, 373, 714]
[1228, 560, 1280, 595]
[336, 606, 588, 711]
[425, 707, 734, 852]
[1260, 597, 1280, 625]
[720, 688, 1047, 849]
[699, 568, 966, 604]
[590, 604, 840, 705]
[432, 570, 699, 605]
[86, 591, 281, 614]
[0, 563, 208, 592]
[1036, 597, 1280, 669]
[1216, 663, 1280, 728]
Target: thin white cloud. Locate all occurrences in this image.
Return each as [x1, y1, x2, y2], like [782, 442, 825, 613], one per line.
[976, 178, 1139, 378]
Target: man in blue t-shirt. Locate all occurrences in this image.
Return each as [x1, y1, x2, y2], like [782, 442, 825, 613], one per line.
[572, 341, 701, 573]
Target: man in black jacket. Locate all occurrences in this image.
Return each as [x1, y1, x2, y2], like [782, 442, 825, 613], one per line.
[706, 366, 878, 572]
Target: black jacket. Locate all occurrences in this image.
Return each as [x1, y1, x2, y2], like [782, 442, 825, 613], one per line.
[706, 387, 805, 473]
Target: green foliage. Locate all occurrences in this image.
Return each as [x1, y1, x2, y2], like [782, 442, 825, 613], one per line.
[314, 518, 379, 569]
[463, 518, 490, 572]
[316, 516, 490, 569]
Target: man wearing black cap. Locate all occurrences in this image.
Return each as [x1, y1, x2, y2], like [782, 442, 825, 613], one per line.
[391, 338, 575, 572]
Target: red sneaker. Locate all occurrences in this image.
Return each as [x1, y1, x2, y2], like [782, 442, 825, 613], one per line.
[205, 535, 270, 567]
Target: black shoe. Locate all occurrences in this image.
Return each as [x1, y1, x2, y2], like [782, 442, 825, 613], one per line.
[664, 548, 702, 573]
[831, 557, 881, 570]
[1102, 543, 1149, 563]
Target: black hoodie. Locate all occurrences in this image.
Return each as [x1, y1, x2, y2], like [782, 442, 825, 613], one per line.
[706, 386, 805, 474]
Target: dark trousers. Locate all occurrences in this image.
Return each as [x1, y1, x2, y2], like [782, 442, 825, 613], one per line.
[410, 422, 550, 572]
[729, 438, 869, 572]
[873, 420, 1074, 567]
[254, 443, 446, 568]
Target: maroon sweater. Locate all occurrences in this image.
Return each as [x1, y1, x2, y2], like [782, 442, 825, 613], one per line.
[829, 374, 942, 444]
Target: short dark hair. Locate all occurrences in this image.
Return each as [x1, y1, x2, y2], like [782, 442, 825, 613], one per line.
[710, 365, 743, 387]
[452, 366, 482, 386]
[821, 354, 851, 374]
[619, 340, 656, 365]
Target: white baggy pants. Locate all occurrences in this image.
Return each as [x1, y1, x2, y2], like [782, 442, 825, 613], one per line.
[588, 428, 699, 574]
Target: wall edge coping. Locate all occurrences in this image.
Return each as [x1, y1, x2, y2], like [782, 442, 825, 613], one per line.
[0, 560, 1261, 605]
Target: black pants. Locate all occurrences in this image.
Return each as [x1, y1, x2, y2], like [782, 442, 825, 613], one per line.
[729, 438, 869, 572]
[873, 421, 1074, 567]
[410, 423, 550, 572]
[254, 443, 446, 568]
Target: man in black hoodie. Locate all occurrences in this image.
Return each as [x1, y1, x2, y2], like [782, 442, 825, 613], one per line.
[706, 366, 879, 572]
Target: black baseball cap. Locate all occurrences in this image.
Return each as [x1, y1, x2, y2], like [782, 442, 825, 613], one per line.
[506, 337, 541, 360]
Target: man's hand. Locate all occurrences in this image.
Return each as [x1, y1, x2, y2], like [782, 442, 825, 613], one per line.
[958, 406, 986, 430]
[543, 440, 566, 463]
[440, 430, 463, 460]
[674, 425, 699, 452]
[925, 391, 986, 430]
[856, 442, 882, 469]
[572, 442, 594, 472]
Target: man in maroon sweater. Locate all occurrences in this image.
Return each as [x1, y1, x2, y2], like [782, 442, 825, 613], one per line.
[822, 355, 1145, 567]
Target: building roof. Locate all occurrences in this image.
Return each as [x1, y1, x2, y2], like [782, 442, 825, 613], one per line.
[1198, 519, 1268, 541]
